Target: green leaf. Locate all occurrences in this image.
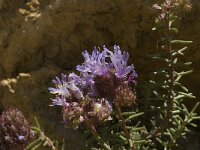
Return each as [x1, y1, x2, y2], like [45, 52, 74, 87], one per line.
[134, 140, 147, 144]
[43, 140, 49, 146]
[170, 28, 179, 34]
[25, 139, 41, 150]
[130, 127, 146, 132]
[192, 116, 200, 120]
[156, 138, 165, 146]
[169, 18, 177, 27]
[172, 46, 187, 56]
[173, 58, 178, 64]
[34, 116, 41, 129]
[171, 40, 193, 44]
[31, 127, 41, 133]
[125, 112, 144, 122]
[174, 82, 188, 92]
[152, 27, 157, 31]
[184, 62, 192, 65]
[153, 91, 158, 96]
[119, 135, 127, 142]
[166, 129, 173, 140]
[191, 102, 200, 113]
[172, 110, 181, 114]
[32, 142, 43, 150]
[178, 70, 193, 76]
[189, 123, 197, 127]
[122, 112, 138, 116]
[62, 139, 65, 150]
[55, 140, 59, 149]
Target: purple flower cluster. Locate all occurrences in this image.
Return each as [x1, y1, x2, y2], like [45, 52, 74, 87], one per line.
[49, 45, 137, 128]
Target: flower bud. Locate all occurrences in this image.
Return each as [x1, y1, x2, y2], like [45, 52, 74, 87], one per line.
[94, 72, 120, 98]
[115, 83, 136, 107]
[63, 102, 84, 129]
[0, 108, 33, 150]
[88, 99, 112, 123]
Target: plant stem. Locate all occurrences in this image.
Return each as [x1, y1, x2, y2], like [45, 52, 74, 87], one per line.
[162, 12, 174, 133]
[85, 120, 111, 150]
[115, 102, 136, 150]
[33, 117, 58, 150]
[168, 113, 191, 148]
[40, 131, 57, 150]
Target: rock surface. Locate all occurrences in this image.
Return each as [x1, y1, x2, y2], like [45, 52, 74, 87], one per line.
[0, 0, 199, 149]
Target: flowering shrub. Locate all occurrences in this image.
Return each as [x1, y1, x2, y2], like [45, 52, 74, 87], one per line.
[49, 46, 137, 129]
[47, 1, 200, 149]
[1, 1, 199, 150]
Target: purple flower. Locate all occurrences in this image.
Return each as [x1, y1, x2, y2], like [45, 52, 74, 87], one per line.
[81, 73, 95, 87]
[49, 74, 70, 98]
[67, 81, 83, 100]
[51, 96, 66, 106]
[68, 73, 80, 83]
[49, 74, 84, 104]
[76, 47, 110, 76]
[68, 72, 94, 89]
[18, 135, 25, 141]
[105, 45, 137, 82]
[49, 45, 138, 127]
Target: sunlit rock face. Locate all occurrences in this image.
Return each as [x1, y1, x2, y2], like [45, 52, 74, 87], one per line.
[0, 0, 199, 149]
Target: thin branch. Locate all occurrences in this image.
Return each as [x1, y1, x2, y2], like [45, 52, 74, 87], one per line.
[115, 102, 136, 150]
[162, 11, 174, 133]
[85, 120, 111, 150]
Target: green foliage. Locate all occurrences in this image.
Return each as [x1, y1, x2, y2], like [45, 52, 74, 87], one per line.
[25, 117, 65, 150]
[148, 1, 200, 149]
[81, 107, 146, 150]
[26, 1, 199, 150]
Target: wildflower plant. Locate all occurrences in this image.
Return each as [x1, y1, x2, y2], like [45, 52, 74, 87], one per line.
[26, 117, 65, 150]
[20, 0, 199, 150]
[149, 0, 200, 149]
[48, 45, 143, 150]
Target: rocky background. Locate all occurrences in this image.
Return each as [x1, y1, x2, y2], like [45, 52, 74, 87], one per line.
[0, 0, 199, 149]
